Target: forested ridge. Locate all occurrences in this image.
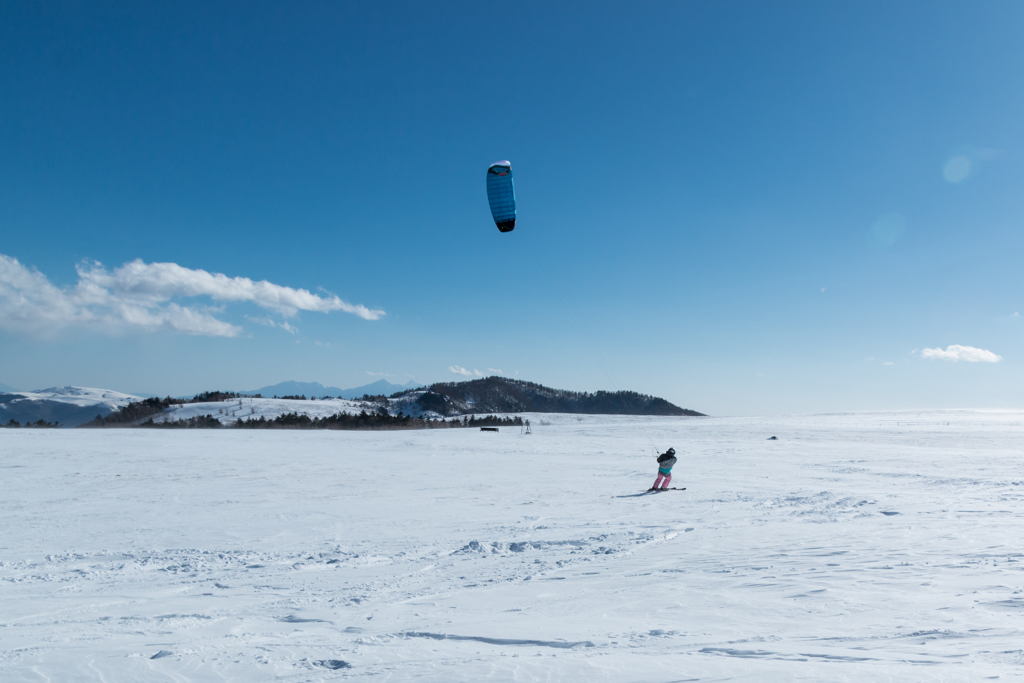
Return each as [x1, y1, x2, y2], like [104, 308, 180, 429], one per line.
[394, 377, 703, 417]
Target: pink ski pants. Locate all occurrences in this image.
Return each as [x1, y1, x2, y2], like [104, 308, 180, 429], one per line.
[653, 473, 672, 489]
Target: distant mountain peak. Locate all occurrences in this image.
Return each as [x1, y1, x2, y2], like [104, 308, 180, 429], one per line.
[241, 379, 423, 400]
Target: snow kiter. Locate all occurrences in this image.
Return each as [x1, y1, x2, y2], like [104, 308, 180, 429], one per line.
[486, 161, 516, 232]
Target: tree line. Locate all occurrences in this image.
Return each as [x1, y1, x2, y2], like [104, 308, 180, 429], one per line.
[84, 405, 523, 430]
[3, 418, 61, 428]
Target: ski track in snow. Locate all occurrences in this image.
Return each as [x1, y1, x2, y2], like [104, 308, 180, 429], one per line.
[2, 411, 1024, 681]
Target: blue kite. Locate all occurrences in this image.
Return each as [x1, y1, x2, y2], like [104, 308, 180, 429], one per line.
[486, 161, 516, 232]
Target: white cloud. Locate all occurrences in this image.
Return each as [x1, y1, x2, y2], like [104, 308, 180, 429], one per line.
[78, 258, 384, 319]
[487, 368, 504, 375]
[884, 361, 894, 366]
[246, 315, 298, 334]
[920, 345, 1002, 363]
[0, 254, 98, 334]
[366, 371, 393, 376]
[0, 253, 383, 338]
[448, 365, 484, 377]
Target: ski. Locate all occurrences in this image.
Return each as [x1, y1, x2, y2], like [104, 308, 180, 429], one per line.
[646, 487, 686, 492]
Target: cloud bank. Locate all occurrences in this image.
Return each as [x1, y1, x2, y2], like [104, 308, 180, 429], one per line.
[920, 345, 1002, 363]
[449, 365, 487, 377]
[0, 253, 384, 338]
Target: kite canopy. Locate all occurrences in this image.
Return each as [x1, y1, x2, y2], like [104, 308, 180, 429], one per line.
[486, 161, 516, 232]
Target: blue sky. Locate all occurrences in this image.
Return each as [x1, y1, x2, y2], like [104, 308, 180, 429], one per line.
[1, 1, 1022, 414]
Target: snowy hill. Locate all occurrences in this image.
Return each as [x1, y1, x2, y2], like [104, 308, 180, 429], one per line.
[16, 376, 699, 429]
[79, 377, 701, 427]
[0, 381, 431, 427]
[152, 396, 370, 425]
[0, 386, 142, 427]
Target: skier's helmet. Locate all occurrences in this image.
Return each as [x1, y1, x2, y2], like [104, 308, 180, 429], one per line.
[667, 447, 675, 456]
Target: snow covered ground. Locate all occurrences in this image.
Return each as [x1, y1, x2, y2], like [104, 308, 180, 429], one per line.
[3, 410, 1024, 681]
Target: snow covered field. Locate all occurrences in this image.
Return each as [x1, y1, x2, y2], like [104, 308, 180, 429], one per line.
[3, 410, 1024, 682]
